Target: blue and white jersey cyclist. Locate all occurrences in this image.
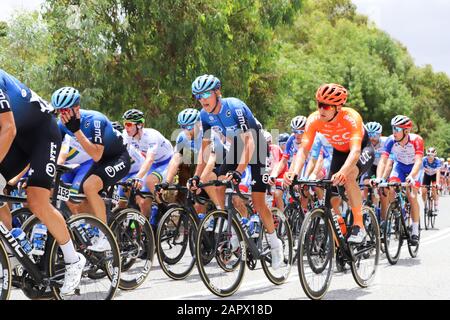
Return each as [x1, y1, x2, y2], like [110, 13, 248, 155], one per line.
[121, 108, 173, 219]
[1, 70, 85, 296]
[420, 147, 442, 212]
[189, 74, 285, 270]
[53, 86, 131, 252]
[165, 108, 227, 185]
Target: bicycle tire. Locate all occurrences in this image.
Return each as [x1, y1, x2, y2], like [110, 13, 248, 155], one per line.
[195, 210, 246, 297]
[0, 240, 11, 300]
[383, 203, 402, 265]
[297, 208, 334, 300]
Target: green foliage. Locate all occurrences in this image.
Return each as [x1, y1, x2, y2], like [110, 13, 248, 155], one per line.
[0, 0, 448, 155]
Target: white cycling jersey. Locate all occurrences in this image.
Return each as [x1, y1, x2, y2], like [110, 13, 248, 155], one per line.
[122, 128, 173, 163]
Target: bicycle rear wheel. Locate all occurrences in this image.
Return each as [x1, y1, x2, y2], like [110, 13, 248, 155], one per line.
[350, 206, 380, 288]
[0, 241, 11, 300]
[110, 208, 154, 290]
[297, 208, 334, 300]
[261, 208, 293, 285]
[384, 203, 402, 265]
[195, 210, 246, 297]
[49, 215, 121, 300]
[156, 206, 197, 280]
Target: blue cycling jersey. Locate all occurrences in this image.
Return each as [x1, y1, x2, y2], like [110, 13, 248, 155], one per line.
[175, 130, 226, 155]
[283, 134, 299, 161]
[200, 97, 259, 141]
[422, 157, 442, 176]
[0, 69, 54, 121]
[310, 133, 333, 160]
[58, 109, 126, 159]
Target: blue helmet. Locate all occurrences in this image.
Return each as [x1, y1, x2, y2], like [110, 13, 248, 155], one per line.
[365, 122, 382, 134]
[51, 87, 80, 109]
[177, 108, 200, 126]
[278, 133, 290, 144]
[191, 74, 221, 94]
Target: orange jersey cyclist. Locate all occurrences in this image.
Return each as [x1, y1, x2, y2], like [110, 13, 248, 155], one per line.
[284, 83, 375, 244]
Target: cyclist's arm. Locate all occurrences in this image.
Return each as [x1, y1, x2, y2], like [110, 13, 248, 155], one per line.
[135, 149, 155, 180]
[165, 152, 183, 184]
[8, 164, 29, 186]
[194, 139, 212, 177]
[304, 155, 318, 178]
[203, 148, 217, 178]
[436, 170, 441, 186]
[236, 131, 255, 174]
[73, 131, 104, 162]
[409, 154, 423, 181]
[311, 154, 324, 177]
[291, 146, 309, 176]
[0, 111, 16, 163]
[271, 155, 288, 178]
[57, 137, 70, 165]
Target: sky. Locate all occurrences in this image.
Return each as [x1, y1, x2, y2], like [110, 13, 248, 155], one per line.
[1, 0, 449, 76]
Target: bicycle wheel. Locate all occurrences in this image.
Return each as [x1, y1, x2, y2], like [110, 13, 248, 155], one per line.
[383, 203, 402, 265]
[49, 215, 121, 300]
[260, 208, 293, 285]
[430, 198, 436, 229]
[424, 197, 431, 230]
[195, 210, 246, 297]
[406, 217, 420, 258]
[11, 207, 33, 228]
[350, 206, 380, 288]
[110, 208, 154, 290]
[156, 206, 197, 280]
[297, 208, 334, 300]
[0, 241, 11, 300]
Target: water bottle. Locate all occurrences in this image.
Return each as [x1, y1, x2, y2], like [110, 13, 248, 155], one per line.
[249, 214, 261, 238]
[11, 228, 35, 262]
[150, 204, 159, 227]
[30, 223, 48, 256]
[240, 217, 250, 236]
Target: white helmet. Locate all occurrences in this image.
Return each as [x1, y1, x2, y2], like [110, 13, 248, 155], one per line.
[263, 130, 272, 144]
[290, 115, 307, 131]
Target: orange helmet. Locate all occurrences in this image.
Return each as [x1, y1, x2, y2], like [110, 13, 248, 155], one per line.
[315, 83, 348, 106]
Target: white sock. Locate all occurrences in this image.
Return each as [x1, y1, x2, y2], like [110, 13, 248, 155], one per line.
[60, 239, 79, 264]
[411, 222, 419, 236]
[267, 231, 280, 249]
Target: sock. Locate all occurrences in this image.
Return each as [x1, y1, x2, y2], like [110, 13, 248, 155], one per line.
[351, 206, 364, 228]
[60, 239, 79, 264]
[267, 231, 280, 249]
[411, 222, 419, 236]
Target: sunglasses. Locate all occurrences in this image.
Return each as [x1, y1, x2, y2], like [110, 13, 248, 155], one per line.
[124, 122, 137, 128]
[293, 129, 305, 134]
[193, 90, 213, 100]
[368, 132, 380, 138]
[180, 124, 195, 130]
[317, 103, 334, 111]
[392, 126, 403, 133]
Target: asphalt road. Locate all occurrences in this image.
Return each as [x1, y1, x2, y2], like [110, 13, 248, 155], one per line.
[9, 194, 450, 300]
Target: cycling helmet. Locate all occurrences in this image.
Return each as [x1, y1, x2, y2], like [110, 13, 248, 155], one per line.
[191, 74, 221, 94]
[426, 147, 437, 157]
[177, 108, 200, 126]
[51, 87, 80, 109]
[290, 115, 307, 130]
[111, 121, 124, 133]
[365, 122, 383, 134]
[315, 83, 348, 106]
[122, 109, 145, 123]
[391, 115, 413, 129]
[278, 133, 290, 144]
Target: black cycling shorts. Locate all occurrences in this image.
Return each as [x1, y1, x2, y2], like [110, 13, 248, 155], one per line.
[0, 104, 61, 190]
[328, 131, 375, 181]
[79, 149, 131, 193]
[215, 130, 269, 193]
[422, 174, 437, 186]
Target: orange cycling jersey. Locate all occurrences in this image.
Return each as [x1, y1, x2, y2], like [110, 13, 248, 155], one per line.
[302, 107, 365, 153]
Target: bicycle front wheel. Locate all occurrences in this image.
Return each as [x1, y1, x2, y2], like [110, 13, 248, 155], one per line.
[384, 203, 402, 265]
[297, 208, 334, 300]
[195, 210, 246, 297]
[0, 241, 11, 300]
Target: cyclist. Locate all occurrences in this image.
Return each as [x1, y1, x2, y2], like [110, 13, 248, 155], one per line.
[121, 109, 173, 219]
[374, 115, 423, 245]
[284, 83, 375, 244]
[421, 147, 441, 212]
[188, 74, 284, 269]
[53, 86, 131, 252]
[264, 130, 288, 212]
[278, 132, 290, 153]
[0, 70, 85, 295]
[441, 159, 449, 194]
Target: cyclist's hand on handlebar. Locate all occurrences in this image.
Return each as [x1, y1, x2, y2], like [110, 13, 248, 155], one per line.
[267, 175, 276, 186]
[370, 177, 383, 187]
[131, 177, 143, 190]
[187, 175, 200, 191]
[283, 172, 296, 186]
[226, 171, 242, 185]
[331, 171, 346, 186]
